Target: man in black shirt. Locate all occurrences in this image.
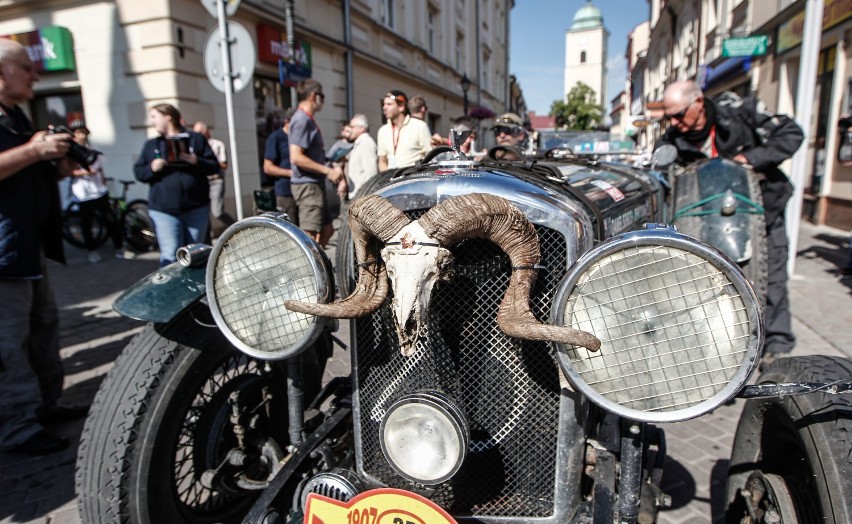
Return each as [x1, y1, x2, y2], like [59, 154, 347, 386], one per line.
[0, 39, 86, 455]
[657, 80, 804, 358]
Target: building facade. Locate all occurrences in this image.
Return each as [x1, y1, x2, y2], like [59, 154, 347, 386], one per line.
[0, 0, 514, 215]
[630, 0, 852, 230]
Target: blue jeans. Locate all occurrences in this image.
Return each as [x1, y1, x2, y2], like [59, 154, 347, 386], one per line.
[149, 205, 210, 267]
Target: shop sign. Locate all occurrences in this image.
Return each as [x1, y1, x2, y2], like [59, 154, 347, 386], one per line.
[1, 26, 76, 72]
[722, 35, 768, 57]
[777, 0, 852, 54]
[256, 23, 312, 86]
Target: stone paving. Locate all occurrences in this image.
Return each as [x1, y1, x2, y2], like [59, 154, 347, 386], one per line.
[0, 221, 849, 524]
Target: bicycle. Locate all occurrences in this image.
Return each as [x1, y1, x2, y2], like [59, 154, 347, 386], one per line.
[61, 179, 158, 253]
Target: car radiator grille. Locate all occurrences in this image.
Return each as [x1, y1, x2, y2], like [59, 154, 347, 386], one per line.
[354, 222, 568, 518]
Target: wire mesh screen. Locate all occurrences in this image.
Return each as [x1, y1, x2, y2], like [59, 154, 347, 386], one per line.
[212, 226, 318, 354]
[562, 245, 749, 413]
[355, 221, 568, 518]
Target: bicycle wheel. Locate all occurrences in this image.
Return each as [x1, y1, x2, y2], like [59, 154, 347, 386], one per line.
[62, 204, 109, 249]
[123, 200, 158, 252]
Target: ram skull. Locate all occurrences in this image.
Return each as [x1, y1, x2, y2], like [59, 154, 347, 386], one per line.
[285, 193, 600, 355]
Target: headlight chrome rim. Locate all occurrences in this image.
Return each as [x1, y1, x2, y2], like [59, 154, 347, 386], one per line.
[206, 213, 331, 360]
[551, 227, 764, 423]
[379, 392, 469, 485]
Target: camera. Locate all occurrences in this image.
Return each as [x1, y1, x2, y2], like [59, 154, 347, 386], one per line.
[48, 125, 101, 169]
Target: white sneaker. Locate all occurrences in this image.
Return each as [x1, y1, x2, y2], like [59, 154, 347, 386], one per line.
[115, 249, 137, 260]
[88, 251, 103, 263]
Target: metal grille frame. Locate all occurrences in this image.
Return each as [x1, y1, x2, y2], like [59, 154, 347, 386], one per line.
[551, 227, 764, 423]
[206, 213, 332, 360]
[351, 216, 586, 520]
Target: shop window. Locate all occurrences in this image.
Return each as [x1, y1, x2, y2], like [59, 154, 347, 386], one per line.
[31, 92, 85, 130]
[254, 77, 292, 187]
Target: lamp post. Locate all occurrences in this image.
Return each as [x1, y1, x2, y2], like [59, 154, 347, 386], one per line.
[461, 73, 471, 115]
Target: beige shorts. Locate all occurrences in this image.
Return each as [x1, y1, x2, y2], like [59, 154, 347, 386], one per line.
[291, 183, 329, 233]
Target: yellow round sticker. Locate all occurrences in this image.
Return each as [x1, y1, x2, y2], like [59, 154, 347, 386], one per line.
[304, 487, 457, 524]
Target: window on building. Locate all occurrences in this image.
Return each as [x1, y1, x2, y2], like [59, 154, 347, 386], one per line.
[31, 92, 85, 130]
[427, 8, 437, 54]
[382, 0, 395, 29]
[580, 51, 587, 63]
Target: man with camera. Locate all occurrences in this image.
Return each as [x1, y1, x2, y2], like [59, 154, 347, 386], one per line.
[0, 39, 87, 455]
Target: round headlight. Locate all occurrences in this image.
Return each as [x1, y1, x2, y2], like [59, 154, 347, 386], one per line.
[551, 226, 763, 423]
[206, 213, 332, 360]
[380, 392, 468, 485]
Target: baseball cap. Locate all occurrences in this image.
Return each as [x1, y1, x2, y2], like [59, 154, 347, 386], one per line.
[490, 113, 524, 130]
[69, 120, 89, 133]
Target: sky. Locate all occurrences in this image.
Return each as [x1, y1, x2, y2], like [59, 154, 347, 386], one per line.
[510, 0, 650, 116]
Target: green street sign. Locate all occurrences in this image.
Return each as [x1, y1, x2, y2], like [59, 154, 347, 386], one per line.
[722, 35, 768, 57]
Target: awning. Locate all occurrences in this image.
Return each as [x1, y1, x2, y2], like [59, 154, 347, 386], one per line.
[701, 57, 752, 90]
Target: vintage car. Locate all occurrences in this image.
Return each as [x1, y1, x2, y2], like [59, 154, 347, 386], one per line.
[75, 136, 852, 524]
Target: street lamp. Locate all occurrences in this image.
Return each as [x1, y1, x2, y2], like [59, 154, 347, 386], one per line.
[461, 73, 471, 115]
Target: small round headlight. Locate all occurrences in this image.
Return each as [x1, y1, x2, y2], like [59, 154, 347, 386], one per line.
[380, 392, 468, 485]
[206, 213, 332, 360]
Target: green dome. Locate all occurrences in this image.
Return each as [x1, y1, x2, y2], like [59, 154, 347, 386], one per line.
[571, 1, 603, 30]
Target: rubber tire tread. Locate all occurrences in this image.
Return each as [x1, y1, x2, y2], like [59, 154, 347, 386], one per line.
[74, 311, 225, 524]
[727, 355, 852, 523]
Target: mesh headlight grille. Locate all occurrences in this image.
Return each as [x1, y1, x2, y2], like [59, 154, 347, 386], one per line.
[206, 215, 331, 360]
[553, 228, 763, 422]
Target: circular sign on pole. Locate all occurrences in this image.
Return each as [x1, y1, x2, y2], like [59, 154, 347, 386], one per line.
[203, 21, 256, 94]
[200, 0, 241, 18]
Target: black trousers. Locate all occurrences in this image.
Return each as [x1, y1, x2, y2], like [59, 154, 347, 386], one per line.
[764, 216, 795, 354]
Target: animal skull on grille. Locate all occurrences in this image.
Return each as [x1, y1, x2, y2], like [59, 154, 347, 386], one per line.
[285, 193, 601, 355]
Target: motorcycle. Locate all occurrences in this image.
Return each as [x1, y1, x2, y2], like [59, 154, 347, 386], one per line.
[75, 134, 852, 523]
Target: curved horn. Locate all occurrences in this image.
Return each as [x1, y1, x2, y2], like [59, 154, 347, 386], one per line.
[419, 193, 601, 351]
[285, 195, 410, 318]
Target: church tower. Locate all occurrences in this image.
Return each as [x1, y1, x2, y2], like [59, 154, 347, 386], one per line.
[563, 1, 608, 114]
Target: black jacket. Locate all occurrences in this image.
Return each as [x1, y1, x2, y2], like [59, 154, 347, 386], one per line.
[658, 93, 804, 226]
[133, 130, 218, 214]
[0, 105, 65, 278]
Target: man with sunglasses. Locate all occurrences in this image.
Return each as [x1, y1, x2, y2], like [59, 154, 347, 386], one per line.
[489, 113, 529, 160]
[656, 80, 804, 359]
[377, 90, 433, 171]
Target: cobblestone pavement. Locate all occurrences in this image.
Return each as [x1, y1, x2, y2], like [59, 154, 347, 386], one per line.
[1, 221, 849, 524]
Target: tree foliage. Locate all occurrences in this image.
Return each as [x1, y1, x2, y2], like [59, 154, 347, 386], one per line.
[550, 82, 602, 130]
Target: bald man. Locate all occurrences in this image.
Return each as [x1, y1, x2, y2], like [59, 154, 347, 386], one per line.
[656, 80, 804, 359]
[0, 39, 87, 455]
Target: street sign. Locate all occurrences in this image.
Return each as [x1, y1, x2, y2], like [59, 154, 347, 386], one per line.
[722, 35, 768, 57]
[200, 0, 240, 18]
[203, 21, 255, 94]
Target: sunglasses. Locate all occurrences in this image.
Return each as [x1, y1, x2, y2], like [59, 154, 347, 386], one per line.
[384, 94, 407, 104]
[665, 98, 697, 121]
[312, 92, 325, 102]
[493, 126, 520, 136]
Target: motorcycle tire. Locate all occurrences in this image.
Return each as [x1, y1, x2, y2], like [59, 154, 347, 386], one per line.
[123, 200, 157, 252]
[75, 305, 325, 524]
[725, 355, 852, 524]
[62, 205, 109, 249]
